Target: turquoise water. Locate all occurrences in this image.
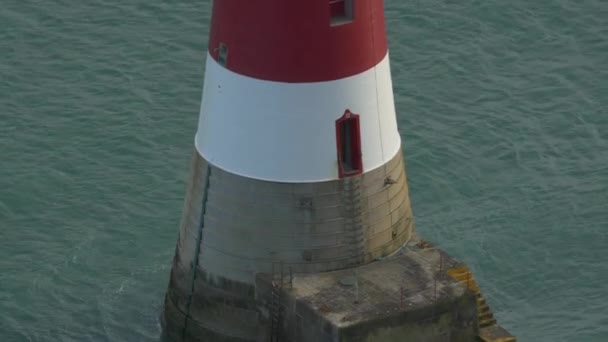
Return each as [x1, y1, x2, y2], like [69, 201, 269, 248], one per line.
[1, 1, 606, 341]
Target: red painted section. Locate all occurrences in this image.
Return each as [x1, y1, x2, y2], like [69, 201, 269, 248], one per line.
[336, 110, 363, 178]
[208, 0, 388, 82]
[330, 0, 346, 18]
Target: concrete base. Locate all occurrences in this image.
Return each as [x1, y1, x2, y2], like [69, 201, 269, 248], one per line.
[160, 148, 515, 341]
[161, 147, 415, 341]
[162, 256, 263, 341]
[161, 234, 521, 341]
[254, 236, 479, 342]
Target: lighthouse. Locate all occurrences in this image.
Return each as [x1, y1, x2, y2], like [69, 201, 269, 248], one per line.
[162, 1, 515, 341]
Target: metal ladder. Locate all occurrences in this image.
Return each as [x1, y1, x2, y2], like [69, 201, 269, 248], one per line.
[181, 164, 212, 341]
[269, 263, 284, 342]
[343, 177, 365, 264]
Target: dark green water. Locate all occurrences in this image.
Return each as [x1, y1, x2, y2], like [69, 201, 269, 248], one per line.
[1, 1, 606, 341]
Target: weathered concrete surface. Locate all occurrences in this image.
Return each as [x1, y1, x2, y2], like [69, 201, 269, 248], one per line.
[162, 263, 263, 341]
[173, 148, 413, 285]
[255, 236, 478, 342]
[162, 148, 415, 340]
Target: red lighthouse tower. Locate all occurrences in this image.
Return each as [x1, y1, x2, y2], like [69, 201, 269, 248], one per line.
[199, 0, 402, 183]
[163, 0, 413, 339]
[163, 1, 515, 341]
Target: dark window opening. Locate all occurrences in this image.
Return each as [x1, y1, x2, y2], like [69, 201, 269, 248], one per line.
[336, 110, 362, 178]
[329, 0, 353, 26]
[218, 43, 228, 67]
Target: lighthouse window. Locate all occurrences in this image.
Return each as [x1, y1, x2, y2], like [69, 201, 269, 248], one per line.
[330, 0, 353, 26]
[218, 43, 228, 67]
[335, 111, 362, 178]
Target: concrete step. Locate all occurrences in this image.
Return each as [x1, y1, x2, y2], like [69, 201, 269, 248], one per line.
[447, 266, 505, 333]
[479, 317, 497, 328]
[469, 285, 481, 294]
[467, 282, 480, 290]
[479, 311, 494, 322]
[450, 271, 473, 282]
[478, 304, 491, 314]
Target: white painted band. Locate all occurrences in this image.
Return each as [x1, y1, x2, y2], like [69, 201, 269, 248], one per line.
[195, 52, 401, 182]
